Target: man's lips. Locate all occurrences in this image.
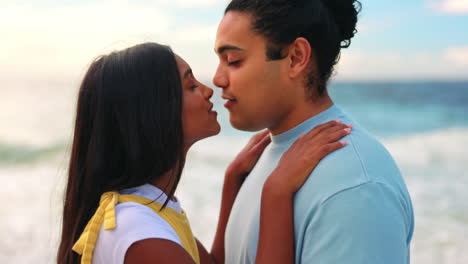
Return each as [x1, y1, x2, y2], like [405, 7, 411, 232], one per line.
[224, 99, 236, 109]
[222, 95, 236, 109]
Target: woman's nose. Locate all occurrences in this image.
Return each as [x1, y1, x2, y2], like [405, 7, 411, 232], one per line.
[202, 84, 214, 99]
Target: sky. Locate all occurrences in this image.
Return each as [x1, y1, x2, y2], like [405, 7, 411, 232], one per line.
[1, 0, 467, 84]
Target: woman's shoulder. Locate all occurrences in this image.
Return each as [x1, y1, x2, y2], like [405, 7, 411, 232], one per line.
[92, 201, 182, 264]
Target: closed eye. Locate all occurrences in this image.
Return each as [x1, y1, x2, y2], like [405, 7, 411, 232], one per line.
[227, 60, 241, 66]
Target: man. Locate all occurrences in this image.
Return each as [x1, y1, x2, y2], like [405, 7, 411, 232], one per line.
[212, 0, 414, 263]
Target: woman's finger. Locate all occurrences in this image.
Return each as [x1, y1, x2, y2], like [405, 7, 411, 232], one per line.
[251, 129, 270, 143]
[305, 123, 349, 142]
[323, 123, 352, 134]
[303, 120, 343, 139]
[317, 141, 347, 159]
[317, 125, 352, 144]
[252, 133, 272, 153]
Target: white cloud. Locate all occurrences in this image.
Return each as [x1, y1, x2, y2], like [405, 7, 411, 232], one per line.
[357, 19, 399, 34]
[173, 24, 218, 44]
[334, 48, 468, 81]
[1, 0, 466, 87]
[444, 46, 468, 65]
[0, 1, 221, 84]
[155, 0, 225, 8]
[429, 0, 468, 14]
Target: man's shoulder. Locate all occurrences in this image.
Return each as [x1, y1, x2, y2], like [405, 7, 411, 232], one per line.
[295, 124, 404, 210]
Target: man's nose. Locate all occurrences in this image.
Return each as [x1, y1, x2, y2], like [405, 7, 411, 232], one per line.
[213, 65, 228, 89]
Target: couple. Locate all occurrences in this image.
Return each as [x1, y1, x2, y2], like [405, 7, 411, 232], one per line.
[57, 0, 414, 263]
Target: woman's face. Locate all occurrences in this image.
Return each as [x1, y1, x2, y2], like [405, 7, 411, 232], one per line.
[176, 55, 221, 146]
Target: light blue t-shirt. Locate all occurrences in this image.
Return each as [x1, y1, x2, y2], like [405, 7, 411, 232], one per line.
[224, 105, 414, 264]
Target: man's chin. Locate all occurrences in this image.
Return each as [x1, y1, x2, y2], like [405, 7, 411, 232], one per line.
[229, 117, 265, 132]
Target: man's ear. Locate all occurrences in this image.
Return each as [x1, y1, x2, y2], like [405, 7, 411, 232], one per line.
[287, 37, 312, 78]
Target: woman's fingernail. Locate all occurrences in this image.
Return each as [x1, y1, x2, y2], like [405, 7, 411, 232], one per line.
[346, 124, 353, 128]
[340, 140, 347, 146]
[335, 120, 342, 124]
[344, 128, 351, 133]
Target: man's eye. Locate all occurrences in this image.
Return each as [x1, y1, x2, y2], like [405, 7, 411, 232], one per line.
[227, 60, 241, 66]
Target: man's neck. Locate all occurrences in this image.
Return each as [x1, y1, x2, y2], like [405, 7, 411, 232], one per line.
[269, 94, 334, 136]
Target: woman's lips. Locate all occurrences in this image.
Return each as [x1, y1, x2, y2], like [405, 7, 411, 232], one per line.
[208, 103, 217, 115]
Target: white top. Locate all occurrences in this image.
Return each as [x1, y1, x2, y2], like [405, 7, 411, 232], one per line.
[92, 184, 183, 264]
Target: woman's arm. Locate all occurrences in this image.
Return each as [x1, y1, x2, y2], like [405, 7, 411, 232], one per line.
[255, 120, 352, 264]
[210, 130, 272, 264]
[125, 239, 196, 264]
[209, 166, 245, 263]
[196, 166, 248, 264]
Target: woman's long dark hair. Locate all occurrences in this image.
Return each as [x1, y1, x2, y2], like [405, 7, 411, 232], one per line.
[57, 43, 185, 264]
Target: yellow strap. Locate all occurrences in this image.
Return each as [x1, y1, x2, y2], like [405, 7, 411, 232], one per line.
[72, 192, 200, 264]
[72, 192, 119, 264]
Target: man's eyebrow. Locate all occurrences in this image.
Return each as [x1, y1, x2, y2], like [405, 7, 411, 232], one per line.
[215, 45, 244, 54]
[183, 68, 193, 80]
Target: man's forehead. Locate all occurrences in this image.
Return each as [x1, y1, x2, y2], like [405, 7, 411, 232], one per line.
[217, 11, 253, 34]
[214, 12, 256, 51]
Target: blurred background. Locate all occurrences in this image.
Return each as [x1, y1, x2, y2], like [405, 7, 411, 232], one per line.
[1, 0, 467, 263]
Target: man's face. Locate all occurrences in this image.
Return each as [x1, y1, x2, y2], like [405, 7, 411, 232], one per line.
[213, 11, 292, 132]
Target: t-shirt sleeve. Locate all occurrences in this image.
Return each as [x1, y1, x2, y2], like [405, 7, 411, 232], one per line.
[93, 202, 182, 264]
[299, 182, 411, 264]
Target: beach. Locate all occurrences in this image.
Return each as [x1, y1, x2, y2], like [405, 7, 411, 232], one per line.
[1, 81, 467, 263]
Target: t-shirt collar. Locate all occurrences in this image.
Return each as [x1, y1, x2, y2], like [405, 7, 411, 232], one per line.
[271, 104, 340, 146]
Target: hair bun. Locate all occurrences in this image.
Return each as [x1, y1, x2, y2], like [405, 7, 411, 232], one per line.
[321, 0, 361, 48]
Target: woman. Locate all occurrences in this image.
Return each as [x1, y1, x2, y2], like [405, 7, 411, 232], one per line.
[57, 42, 350, 264]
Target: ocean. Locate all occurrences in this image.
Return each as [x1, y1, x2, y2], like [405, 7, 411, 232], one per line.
[0, 81, 467, 263]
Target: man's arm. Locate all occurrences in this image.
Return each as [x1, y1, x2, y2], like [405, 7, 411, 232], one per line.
[300, 182, 411, 263]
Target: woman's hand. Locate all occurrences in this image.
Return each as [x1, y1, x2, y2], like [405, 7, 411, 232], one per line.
[225, 130, 271, 183]
[265, 120, 352, 195]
